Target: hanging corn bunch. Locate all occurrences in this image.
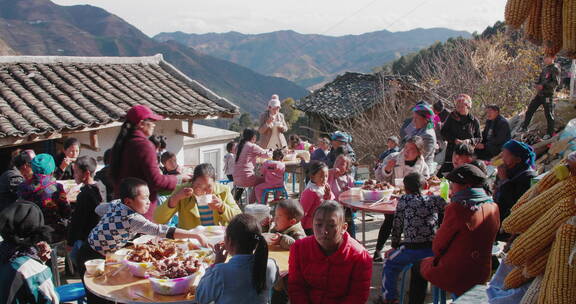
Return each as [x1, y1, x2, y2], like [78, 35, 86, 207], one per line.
[505, 0, 576, 57]
[538, 217, 576, 303]
[564, 0, 576, 56]
[506, 0, 538, 28]
[525, 0, 544, 45]
[542, 0, 564, 55]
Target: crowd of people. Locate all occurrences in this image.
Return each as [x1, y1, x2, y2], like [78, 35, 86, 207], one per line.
[0, 53, 566, 304]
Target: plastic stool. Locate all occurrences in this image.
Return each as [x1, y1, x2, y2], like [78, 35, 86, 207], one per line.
[398, 263, 413, 304]
[56, 282, 86, 303]
[354, 180, 365, 187]
[261, 187, 289, 204]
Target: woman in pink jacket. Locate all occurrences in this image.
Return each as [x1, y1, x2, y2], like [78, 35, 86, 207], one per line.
[233, 129, 272, 202]
[254, 149, 286, 204]
[289, 201, 372, 304]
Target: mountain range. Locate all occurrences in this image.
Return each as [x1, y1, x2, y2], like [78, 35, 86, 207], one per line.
[155, 28, 471, 88]
[0, 0, 309, 116]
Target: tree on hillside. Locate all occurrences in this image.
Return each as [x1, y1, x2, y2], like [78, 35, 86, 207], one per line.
[229, 112, 255, 132]
[281, 97, 314, 141]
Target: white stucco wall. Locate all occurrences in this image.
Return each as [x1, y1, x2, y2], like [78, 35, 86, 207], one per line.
[71, 119, 185, 167]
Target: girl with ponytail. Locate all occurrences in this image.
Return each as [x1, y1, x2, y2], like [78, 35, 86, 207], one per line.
[232, 129, 272, 202]
[196, 214, 279, 304]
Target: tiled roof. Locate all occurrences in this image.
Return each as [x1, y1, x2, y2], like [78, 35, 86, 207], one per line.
[0, 54, 239, 139]
[296, 72, 422, 120]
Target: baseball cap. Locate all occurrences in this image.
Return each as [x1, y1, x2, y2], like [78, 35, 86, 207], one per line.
[125, 105, 164, 125]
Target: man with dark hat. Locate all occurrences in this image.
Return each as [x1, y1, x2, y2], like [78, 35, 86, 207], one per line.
[0, 200, 57, 304]
[494, 140, 537, 224]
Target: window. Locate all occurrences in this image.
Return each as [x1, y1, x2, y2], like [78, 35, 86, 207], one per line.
[201, 149, 221, 178]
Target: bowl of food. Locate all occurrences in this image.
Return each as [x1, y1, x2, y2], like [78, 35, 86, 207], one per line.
[361, 180, 394, 202]
[148, 257, 203, 295]
[84, 259, 105, 276]
[123, 259, 154, 278]
[110, 248, 132, 263]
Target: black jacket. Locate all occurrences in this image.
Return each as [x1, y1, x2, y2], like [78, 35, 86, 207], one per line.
[494, 164, 536, 223]
[440, 112, 481, 163]
[66, 181, 107, 245]
[482, 115, 511, 157]
[537, 63, 560, 97]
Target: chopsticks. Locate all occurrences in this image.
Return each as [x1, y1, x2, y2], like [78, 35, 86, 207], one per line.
[134, 291, 155, 301]
[368, 196, 388, 207]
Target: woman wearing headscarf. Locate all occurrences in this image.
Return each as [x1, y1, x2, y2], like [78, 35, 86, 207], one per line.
[0, 200, 58, 304]
[258, 95, 288, 149]
[410, 165, 500, 301]
[17, 154, 71, 243]
[409, 102, 437, 167]
[439, 94, 481, 176]
[493, 140, 537, 224]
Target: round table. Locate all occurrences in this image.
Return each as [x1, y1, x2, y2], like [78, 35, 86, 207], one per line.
[84, 251, 290, 303]
[339, 190, 398, 246]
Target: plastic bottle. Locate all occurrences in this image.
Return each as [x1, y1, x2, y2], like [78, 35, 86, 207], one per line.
[440, 178, 450, 201]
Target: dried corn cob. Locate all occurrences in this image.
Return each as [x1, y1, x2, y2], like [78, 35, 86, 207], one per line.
[542, 0, 563, 55]
[523, 247, 551, 278]
[525, 0, 543, 45]
[507, 198, 576, 266]
[512, 168, 570, 211]
[564, 0, 576, 57]
[504, 266, 531, 289]
[538, 219, 576, 303]
[504, 176, 576, 234]
[520, 275, 543, 304]
[506, 0, 537, 29]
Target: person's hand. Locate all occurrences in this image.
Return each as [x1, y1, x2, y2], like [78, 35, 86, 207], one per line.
[323, 184, 332, 200]
[180, 174, 193, 184]
[383, 248, 396, 259]
[170, 187, 194, 207]
[192, 233, 210, 248]
[497, 164, 508, 180]
[208, 195, 224, 213]
[60, 157, 74, 170]
[260, 215, 272, 228]
[385, 159, 396, 173]
[36, 242, 52, 262]
[454, 139, 463, 145]
[476, 143, 485, 149]
[213, 242, 228, 264]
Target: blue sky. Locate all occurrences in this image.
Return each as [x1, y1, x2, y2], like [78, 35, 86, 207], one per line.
[52, 0, 505, 36]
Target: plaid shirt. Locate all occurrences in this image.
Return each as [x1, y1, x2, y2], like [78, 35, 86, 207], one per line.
[88, 201, 170, 255]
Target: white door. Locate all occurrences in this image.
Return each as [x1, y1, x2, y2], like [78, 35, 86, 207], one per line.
[201, 149, 221, 179]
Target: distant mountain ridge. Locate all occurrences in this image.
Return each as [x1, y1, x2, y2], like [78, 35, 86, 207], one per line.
[155, 28, 471, 88]
[0, 0, 309, 116]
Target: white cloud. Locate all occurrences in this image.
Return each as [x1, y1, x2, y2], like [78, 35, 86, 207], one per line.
[52, 0, 505, 36]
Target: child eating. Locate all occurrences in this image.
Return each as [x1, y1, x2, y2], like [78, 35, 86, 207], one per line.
[264, 199, 306, 250]
[255, 149, 286, 204]
[78, 177, 209, 272]
[380, 172, 446, 304]
[299, 161, 334, 235]
[196, 214, 279, 304]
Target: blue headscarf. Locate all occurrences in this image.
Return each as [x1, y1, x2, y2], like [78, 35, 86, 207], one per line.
[31, 153, 56, 175]
[503, 140, 536, 168]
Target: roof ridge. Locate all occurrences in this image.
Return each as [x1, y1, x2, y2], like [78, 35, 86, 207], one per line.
[0, 54, 164, 65]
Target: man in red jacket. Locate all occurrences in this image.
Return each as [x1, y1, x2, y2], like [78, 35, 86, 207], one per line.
[288, 200, 372, 304]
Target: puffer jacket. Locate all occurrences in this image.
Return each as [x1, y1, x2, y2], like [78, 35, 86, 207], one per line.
[420, 199, 500, 296]
[288, 233, 372, 304]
